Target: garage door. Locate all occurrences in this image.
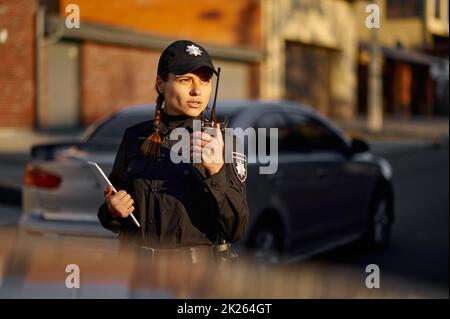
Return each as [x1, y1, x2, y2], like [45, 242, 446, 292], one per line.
[46, 41, 80, 128]
[285, 41, 332, 116]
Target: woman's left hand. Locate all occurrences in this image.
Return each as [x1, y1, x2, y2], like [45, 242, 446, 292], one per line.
[192, 123, 224, 176]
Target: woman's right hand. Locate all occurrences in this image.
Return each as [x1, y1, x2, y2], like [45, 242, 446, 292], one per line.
[104, 186, 135, 218]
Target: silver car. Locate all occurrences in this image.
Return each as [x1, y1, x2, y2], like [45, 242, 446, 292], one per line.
[20, 100, 394, 261]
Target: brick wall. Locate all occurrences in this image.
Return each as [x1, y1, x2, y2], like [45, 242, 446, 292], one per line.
[0, 0, 36, 128]
[81, 42, 160, 125]
[60, 0, 261, 49]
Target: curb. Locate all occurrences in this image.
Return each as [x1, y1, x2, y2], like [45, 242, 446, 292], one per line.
[369, 138, 448, 160]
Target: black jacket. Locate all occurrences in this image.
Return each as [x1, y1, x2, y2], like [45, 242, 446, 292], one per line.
[97, 115, 249, 250]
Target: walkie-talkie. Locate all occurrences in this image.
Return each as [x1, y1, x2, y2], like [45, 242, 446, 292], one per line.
[201, 67, 225, 136]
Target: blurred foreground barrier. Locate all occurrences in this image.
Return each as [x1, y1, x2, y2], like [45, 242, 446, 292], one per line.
[0, 231, 446, 299]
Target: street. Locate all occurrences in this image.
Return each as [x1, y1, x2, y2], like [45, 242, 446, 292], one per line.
[315, 143, 449, 290]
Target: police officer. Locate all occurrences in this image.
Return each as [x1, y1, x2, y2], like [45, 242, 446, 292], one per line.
[97, 40, 249, 263]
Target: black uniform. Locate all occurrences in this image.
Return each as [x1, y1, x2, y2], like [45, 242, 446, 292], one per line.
[97, 111, 249, 251]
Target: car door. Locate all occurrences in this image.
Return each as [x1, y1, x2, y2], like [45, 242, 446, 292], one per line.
[286, 112, 364, 241]
[253, 110, 320, 249]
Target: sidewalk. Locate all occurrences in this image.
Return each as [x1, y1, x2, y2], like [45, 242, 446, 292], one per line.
[0, 127, 84, 154]
[334, 116, 449, 144]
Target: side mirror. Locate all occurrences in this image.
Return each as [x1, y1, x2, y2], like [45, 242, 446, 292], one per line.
[349, 138, 370, 155]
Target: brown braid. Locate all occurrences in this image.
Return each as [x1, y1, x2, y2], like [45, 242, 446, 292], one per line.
[141, 84, 165, 159]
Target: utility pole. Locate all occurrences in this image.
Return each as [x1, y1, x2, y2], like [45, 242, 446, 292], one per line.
[367, 0, 383, 132]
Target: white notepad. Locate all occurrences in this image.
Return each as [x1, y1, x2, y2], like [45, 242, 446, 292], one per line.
[87, 161, 140, 228]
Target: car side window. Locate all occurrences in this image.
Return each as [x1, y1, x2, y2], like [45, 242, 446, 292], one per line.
[255, 111, 300, 154]
[287, 112, 347, 154]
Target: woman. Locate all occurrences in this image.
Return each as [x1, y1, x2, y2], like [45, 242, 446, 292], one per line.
[97, 40, 249, 263]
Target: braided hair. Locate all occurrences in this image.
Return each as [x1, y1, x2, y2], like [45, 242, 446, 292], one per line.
[141, 75, 167, 159]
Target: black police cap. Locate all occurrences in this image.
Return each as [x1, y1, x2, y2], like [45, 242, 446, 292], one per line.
[157, 40, 218, 77]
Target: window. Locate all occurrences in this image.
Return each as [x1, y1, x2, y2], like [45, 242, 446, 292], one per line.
[286, 113, 348, 154]
[386, 0, 424, 18]
[255, 112, 295, 154]
[434, 0, 441, 19]
[255, 111, 347, 154]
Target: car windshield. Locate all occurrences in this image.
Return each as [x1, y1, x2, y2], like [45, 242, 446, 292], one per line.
[86, 111, 152, 146]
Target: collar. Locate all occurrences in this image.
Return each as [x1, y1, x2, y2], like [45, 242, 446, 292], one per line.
[137, 109, 201, 136]
[160, 110, 198, 134]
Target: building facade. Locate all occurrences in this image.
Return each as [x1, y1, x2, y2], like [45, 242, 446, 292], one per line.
[354, 0, 449, 117]
[261, 0, 358, 120]
[1, 0, 447, 130]
[1, 0, 263, 129]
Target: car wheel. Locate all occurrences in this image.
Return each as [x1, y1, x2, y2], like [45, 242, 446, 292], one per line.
[248, 224, 282, 264]
[364, 192, 393, 249]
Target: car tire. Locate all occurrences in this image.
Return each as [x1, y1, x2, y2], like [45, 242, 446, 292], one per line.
[362, 190, 393, 250]
[248, 222, 283, 264]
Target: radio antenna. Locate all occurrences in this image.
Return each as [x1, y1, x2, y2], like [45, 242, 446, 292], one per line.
[210, 67, 221, 124]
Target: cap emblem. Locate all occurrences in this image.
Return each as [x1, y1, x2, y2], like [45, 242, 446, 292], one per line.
[185, 44, 202, 56]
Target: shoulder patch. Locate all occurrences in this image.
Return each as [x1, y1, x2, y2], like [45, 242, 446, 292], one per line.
[232, 152, 247, 183]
